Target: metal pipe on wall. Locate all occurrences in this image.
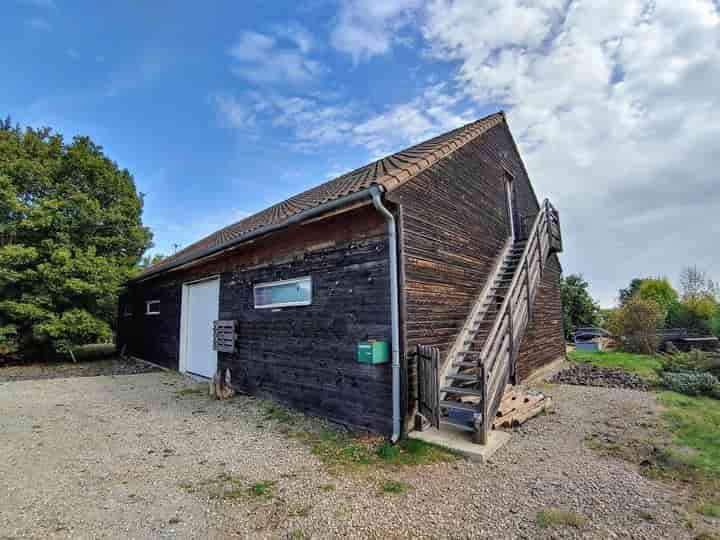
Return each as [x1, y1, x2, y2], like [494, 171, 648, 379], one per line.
[370, 186, 402, 444]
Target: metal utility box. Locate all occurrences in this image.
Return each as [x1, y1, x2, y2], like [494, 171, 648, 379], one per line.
[357, 341, 389, 364]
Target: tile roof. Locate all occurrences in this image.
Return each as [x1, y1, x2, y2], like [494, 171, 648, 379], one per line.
[137, 111, 505, 279]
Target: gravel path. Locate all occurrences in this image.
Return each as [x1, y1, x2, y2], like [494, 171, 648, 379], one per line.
[0, 371, 708, 539]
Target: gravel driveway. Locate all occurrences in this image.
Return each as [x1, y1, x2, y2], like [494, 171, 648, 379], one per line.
[0, 370, 706, 539]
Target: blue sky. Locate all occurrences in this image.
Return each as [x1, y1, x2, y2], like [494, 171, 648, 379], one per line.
[4, 0, 720, 306]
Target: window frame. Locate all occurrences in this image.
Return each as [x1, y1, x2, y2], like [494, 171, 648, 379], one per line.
[253, 276, 312, 309]
[145, 300, 161, 316]
[122, 303, 133, 317]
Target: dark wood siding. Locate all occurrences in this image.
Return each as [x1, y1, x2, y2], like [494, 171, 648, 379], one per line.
[387, 121, 562, 417]
[118, 205, 393, 433]
[118, 282, 181, 370]
[516, 254, 566, 380]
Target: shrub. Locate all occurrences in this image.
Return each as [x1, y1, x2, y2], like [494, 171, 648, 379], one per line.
[668, 294, 719, 336]
[660, 349, 713, 373]
[661, 371, 720, 398]
[0, 324, 18, 356]
[616, 297, 664, 354]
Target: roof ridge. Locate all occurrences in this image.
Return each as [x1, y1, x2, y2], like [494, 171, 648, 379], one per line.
[136, 111, 506, 279]
[375, 113, 505, 191]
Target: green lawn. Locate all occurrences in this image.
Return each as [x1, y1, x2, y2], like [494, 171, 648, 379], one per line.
[568, 348, 720, 509]
[568, 349, 662, 382]
[657, 391, 720, 477]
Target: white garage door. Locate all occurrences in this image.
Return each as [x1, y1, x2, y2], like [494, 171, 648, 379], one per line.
[182, 278, 219, 378]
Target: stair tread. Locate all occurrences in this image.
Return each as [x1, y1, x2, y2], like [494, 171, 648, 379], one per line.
[446, 373, 479, 381]
[452, 361, 478, 368]
[440, 400, 479, 412]
[441, 386, 484, 397]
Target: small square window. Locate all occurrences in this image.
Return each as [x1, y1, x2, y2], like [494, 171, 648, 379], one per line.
[146, 300, 160, 315]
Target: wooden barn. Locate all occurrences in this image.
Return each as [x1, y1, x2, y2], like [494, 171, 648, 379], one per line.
[118, 111, 565, 444]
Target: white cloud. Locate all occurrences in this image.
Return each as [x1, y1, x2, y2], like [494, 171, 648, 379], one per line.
[331, 0, 422, 61]
[272, 22, 315, 54]
[350, 82, 476, 157]
[421, 0, 720, 305]
[211, 2, 720, 305]
[248, 93, 355, 151]
[228, 27, 324, 84]
[215, 81, 474, 159]
[212, 94, 255, 129]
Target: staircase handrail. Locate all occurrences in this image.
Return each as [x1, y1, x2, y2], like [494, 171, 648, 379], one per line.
[476, 199, 557, 441]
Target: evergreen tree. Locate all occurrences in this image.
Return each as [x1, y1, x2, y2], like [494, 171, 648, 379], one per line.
[561, 274, 599, 340]
[0, 120, 152, 358]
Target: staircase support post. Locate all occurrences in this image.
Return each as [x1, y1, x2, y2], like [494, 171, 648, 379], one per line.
[525, 258, 532, 321]
[474, 363, 487, 445]
[536, 231, 543, 278]
[507, 305, 515, 381]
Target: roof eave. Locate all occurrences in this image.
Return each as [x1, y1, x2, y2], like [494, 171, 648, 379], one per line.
[131, 185, 384, 284]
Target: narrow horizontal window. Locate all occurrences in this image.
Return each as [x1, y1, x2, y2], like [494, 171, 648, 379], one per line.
[254, 276, 312, 309]
[146, 300, 160, 315]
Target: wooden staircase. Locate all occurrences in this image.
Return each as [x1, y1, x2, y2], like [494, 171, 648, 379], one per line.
[433, 200, 562, 443]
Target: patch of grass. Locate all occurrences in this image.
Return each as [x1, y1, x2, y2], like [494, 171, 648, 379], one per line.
[248, 480, 276, 498]
[174, 385, 206, 396]
[657, 391, 720, 476]
[696, 533, 720, 540]
[185, 473, 278, 501]
[288, 505, 312, 517]
[209, 473, 246, 500]
[288, 529, 306, 540]
[694, 501, 720, 518]
[291, 429, 458, 474]
[379, 479, 410, 495]
[568, 349, 662, 382]
[377, 438, 457, 466]
[584, 432, 624, 455]
[536, 509, 587, 529]
[637, 510, 655, 521]
[319, 483, 335, 492]
[263, 402, 294, 424]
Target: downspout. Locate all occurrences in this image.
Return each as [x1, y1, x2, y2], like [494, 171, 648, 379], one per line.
[370, 185, 402, 444]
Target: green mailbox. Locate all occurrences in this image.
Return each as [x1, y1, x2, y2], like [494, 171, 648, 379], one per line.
[357, 341, 390, 364]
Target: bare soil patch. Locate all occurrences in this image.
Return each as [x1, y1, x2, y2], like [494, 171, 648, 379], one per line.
[0, 356, 159, 382]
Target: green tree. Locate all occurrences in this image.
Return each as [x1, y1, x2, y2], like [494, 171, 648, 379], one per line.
[619, 278, 644, 305]
[636, 278, 679, 320]
[616, 297, 664, 354]
[560, 274, 599, 340]
[668, 294, 719, 336]
[0, 120, 152, 358]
